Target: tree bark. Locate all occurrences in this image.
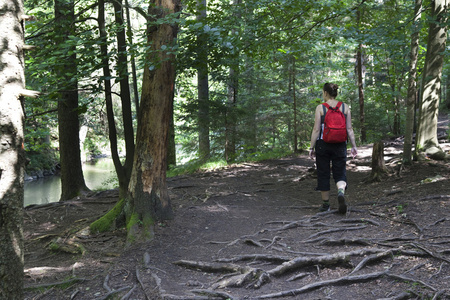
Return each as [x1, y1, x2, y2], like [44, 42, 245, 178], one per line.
[124, 0, 180, 242]
[113, 0, 135, 189]
[0, 0, 26, 298]
[98, 0, 128, 199]
[125, 0, 140, 115]
[54, 0, 89, 201]
[226, 66, 238, 163]
[356, 8, 366, 143]
[197, 0, 210, 161]
[403, 0, 422, 164]
[292, 56, 299, 153]
[415, 0, 448, 160]
[368, 141, 388, 182]
[225, 0, 241, 163]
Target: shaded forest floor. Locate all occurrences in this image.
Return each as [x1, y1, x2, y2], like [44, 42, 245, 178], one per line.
[24, 133, 450, 299]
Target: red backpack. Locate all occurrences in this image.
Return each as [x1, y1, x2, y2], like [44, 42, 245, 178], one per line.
[322, 102, 347, 143]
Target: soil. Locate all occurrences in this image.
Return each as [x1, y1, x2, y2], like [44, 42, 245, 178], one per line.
[24, 140, 450, 299]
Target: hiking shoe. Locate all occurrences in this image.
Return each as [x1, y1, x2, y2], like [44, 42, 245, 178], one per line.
[319, 202, 330, 212]
[338, 192, 347, 214]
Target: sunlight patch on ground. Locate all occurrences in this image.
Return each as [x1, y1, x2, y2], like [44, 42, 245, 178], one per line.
[352, 165, 372, 171]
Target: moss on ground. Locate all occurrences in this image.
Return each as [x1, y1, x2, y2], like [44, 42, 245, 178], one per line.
[89, 198, 125, 233]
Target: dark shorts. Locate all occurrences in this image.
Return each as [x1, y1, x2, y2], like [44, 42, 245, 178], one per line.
[315, 139, 347, 191]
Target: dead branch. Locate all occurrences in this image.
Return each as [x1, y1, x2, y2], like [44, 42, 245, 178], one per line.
[18, 88, 40, 98]
[257, 270, 389, 299]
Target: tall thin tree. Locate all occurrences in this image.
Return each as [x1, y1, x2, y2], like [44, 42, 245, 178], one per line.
[54, 0, 89, 201]
[113, 0, 135, 185]
[197, 0, 210, 161]
[356, 7, 366, 143]
[403, 0, 422, 164]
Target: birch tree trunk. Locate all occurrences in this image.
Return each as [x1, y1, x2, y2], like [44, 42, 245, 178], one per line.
[0, 0, 27, 297]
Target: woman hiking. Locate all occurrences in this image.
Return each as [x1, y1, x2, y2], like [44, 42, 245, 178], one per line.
[309, 83, 358, 214]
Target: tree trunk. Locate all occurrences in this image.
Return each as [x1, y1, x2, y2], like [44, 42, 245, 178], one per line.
[368, 141, 388, 182]
[98, 0, 129, 199]
[292, 56, 299, 153]
[0, 0, 26, 297]
[446, 69, 450, 109]
[225, 0, 241, 163]
[125, 0, 140, 115]
[113, 0, 135, 187]
[124, 0, 180, 242]
[403, 0, 422, 164]
[356, 8, 366, 143]
[226, 66, 238, 163]
[54, 0, 89, 201]
[357, 46, 366, 143]
[197, 0, 210, 161]
[415, 0, 448, 160]
[168, 106, 176, 168]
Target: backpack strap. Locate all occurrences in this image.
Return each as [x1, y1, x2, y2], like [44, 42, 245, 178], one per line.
[323, 102, 344, 113]
[322, 103, 328, 116]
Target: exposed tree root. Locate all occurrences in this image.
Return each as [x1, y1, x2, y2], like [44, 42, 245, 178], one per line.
[191, 289, 236, 299]
[168, 187, 450, 299]
[257, 270, 390, 298]
[24, 278, 87, 290]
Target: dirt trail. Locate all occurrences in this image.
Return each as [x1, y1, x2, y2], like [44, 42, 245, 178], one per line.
[24, 142, 450, 299]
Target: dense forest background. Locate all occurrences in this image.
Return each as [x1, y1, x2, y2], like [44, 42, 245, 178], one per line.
[23, 0, 449, 178]
[2, 0, 449, 298]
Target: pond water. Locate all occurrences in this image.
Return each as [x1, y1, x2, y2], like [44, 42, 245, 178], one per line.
[24, 158, 117, 207]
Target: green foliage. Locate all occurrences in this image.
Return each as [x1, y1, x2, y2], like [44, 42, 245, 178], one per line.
[23, 0, 445, 178]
